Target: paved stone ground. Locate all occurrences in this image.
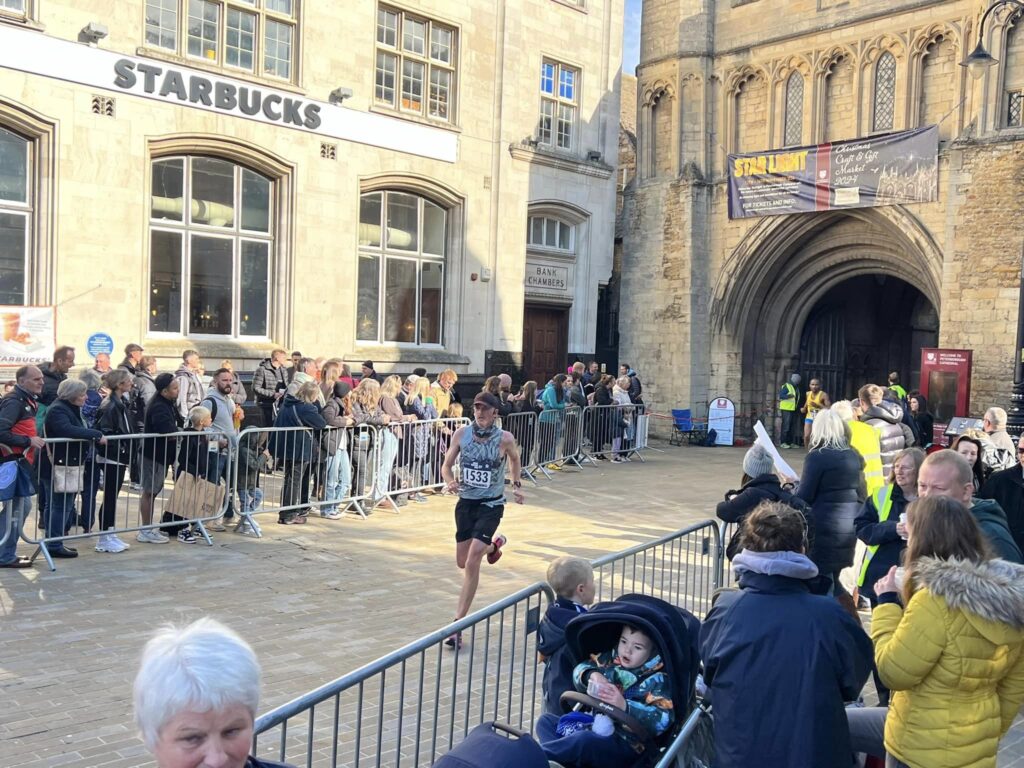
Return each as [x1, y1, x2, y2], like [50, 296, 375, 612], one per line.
[1, 443, 1021, 766]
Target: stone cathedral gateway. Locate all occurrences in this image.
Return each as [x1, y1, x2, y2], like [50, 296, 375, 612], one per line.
[622, 0, 1024, 432]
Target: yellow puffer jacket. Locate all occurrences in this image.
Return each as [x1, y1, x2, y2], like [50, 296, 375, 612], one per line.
[871, 557, 1024, 768]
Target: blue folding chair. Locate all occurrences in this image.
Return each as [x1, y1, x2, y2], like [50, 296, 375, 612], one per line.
[670, 409, 708, 446]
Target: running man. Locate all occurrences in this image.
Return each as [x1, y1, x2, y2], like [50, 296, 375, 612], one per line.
[441, 391, 524, 649]
[800, 377, 830, 447]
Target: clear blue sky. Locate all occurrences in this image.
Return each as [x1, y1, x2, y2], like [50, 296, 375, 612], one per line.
[624, 0, 642, 74]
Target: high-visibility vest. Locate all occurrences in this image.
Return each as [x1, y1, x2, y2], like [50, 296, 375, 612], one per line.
[858, 485, 895, 587]
[780, 383, 797, 411]
[849, 420, 885, 497]
[890, 384, 907, 400]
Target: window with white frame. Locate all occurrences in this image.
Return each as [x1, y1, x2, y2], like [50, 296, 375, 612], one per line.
[0, 0, 28, 18]
[144, 0, 296, 81]
[375, 5, 457, 123]
[357, 191, 446, 345]
[527, 215, 574, 253]
[149, 156, 273, 338]
[539, 60, 579, 150]
[0, 127, 30, 306]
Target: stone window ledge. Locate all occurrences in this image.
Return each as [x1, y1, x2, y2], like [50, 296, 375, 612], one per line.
[0, 12, 43, 31]
[369, 105, 462, 134]
[509, 141, 613, 178]
[351, 347, 470, 366]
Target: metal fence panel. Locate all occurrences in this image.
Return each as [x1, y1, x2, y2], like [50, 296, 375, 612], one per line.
[581, 404, 650, 463]
[20, 429, 233, 570]
[500, 411, 540, 483]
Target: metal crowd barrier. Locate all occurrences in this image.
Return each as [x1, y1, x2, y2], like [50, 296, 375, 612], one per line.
[581, 403, 650, 463]
[500, 410, 541, 483]
[17, 429, 232, 570]
[252, 520, 726, 767]
[534, 406, 588, 476]
[252, 583, 554, 768]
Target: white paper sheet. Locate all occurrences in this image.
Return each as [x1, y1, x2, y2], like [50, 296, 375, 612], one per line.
[752, 420, 799, 482]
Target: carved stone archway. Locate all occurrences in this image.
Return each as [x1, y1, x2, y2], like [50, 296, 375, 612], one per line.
[710, 206, 943, 419]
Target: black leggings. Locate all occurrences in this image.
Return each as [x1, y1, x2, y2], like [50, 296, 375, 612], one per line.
[100, 463, 127, 532]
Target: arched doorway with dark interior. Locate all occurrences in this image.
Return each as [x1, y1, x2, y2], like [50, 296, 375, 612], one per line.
[798, 275, 939, 402]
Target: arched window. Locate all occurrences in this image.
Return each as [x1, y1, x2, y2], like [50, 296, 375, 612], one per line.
[872, 52, 897, 132]
[784, 72, 804, 147]
[148, 156, 273, 337]
[357, 191, 446, 345]
[527, 215, 574, 253]
[1005, 14, 1024, 127]
[0, 127, 30, 305]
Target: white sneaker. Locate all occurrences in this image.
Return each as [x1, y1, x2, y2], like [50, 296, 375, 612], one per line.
[237, 521, 261, 537]
[96, 534, 128, 553]
[136, 529, 169, 544]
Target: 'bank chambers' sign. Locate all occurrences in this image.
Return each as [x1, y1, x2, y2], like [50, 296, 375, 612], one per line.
[525, 264, 569, 292]
[727, 126, 938, 219]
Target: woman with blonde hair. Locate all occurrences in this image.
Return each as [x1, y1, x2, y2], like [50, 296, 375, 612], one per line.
[349, 378, 395, 507]
[320, 361, 341, 401]
[796, 408, 865, 616]
[872, 495, 1024, 768]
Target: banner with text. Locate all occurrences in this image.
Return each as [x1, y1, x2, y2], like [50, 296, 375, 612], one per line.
[1, 306, 56, 366]
[727, 126, 938, 219]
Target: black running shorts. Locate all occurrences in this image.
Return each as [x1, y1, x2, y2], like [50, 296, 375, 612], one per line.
[454, 497, 504, 545]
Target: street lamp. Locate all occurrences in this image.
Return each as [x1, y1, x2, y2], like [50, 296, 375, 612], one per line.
[962, 1, 1024, 439]
[960, 0, 1024, 79]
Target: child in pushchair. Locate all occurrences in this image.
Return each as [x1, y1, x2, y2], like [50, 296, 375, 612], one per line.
[431, 594, 702, 768]
[539, 593, 701, 768]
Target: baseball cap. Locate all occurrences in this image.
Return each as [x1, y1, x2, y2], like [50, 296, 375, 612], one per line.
[473, 392, 501, 410]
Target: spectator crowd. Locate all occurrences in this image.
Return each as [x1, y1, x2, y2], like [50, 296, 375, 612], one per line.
[0, 345, 643, 566]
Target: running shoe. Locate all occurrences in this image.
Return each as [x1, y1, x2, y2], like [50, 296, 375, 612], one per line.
[136, 529, 169, 544]
[444, 630, 463, 650]
[237, 521, 261, 537]
[487, 534, 507, 565]
[546, 463, 562, 471]
[320, 509, 343, 520]
[95, 534, 129, 553]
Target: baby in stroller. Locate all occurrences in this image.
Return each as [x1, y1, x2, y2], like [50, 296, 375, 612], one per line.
[537, 622, 674, 767]
[538, 594, 699, 768]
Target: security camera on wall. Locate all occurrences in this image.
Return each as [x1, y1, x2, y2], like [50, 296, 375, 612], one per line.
[80, 22, 108, 45]
[329, 87, 354, 106]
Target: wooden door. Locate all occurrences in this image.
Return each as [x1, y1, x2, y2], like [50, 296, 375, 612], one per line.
[523, 305, 568, 384]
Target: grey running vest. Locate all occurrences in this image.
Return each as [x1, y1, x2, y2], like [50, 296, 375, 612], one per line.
[459, 426, 507, 501]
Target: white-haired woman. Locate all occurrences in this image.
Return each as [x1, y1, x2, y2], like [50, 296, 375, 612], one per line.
[796, 408, 866, 618]
[134, 617, 293, 768]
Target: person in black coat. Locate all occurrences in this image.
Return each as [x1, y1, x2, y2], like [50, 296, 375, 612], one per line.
[40, 379, 106, 552]
[981, 456, 1024, 556]
[795, 409, 865, 611]
[717, 444, 808, 560]
[700, 502, 873, 768]
[589, 375, 615, 459]
[908, 391, 935, 449]
[94, 370, 137, 541]
[271, 382, 327, 524]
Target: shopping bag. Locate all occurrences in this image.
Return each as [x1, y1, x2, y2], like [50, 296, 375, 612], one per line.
[167, 471, 226, 520]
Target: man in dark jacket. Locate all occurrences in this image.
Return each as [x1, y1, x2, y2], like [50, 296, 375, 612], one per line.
[919, 449, 1023, 563]
[981, 453, 1024, 555]
[252, 349, 288, 428]
[858, 384, 913, 477]
[0, 365, 46, 567]
[619, 363, 643, 405]
[137, 373, 181, 544]
[118, 343, 144, 376]
[39, 345, 75, 408]
[700, 502, 873, 768]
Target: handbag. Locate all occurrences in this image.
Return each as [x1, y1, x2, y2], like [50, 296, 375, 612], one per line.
[168, 470, 226, 521]
[44, 424, 85, 494]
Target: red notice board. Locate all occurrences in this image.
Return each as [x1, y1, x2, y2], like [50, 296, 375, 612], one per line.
[919, 348, 973, 446]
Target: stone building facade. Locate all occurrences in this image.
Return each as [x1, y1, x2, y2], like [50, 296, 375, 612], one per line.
[623, 0, 1024, 432]
[0, 0, 622, 385]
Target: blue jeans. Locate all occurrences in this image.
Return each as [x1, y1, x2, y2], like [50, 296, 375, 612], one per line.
[0, 495, 31, 563]
[324, 449, 351, 511]
[374, 431, 398, 499]
[535, 713, 640, 768]
[42, 475, 78, 543]
[241, 487, 264, 513]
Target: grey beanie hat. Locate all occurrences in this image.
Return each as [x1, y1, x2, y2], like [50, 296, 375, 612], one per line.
[743, 444, 776, 478]
[790, 373, 801, 384]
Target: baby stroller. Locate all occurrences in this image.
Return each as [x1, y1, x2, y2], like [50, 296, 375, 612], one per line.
[433, 594, 710, 768]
